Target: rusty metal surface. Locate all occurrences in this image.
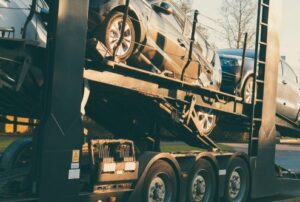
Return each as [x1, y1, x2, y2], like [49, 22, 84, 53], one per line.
[251, 0, 283, 198]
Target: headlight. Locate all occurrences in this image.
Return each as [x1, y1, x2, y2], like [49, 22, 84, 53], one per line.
[220, 57, 242, 67]
[237, 58, 243, 66]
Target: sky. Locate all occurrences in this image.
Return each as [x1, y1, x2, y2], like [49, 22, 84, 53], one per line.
[192, 0, 300, 75]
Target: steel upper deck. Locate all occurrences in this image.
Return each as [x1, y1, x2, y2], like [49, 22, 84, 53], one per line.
[84, 59, 248, 119]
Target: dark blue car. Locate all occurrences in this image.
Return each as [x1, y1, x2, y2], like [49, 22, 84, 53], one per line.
[218, 49, 300, 125]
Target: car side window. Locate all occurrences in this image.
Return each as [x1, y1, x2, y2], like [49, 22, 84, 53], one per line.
[278, 61, 283, 78]
[37, 0, 48, 11]
[283, 61, 297, 84]
[162, 5, 184, 33]
[165, 14, 183, 33]
[150, 1, 185, 33]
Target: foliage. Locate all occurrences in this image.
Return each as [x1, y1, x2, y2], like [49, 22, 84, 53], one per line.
[219, 0, 257, 49]
[172, 0, 209, 40]
[172, 0, 193, 15]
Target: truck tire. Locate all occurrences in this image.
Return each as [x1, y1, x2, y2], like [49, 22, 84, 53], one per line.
[143, 160, 177, 202]
[223, 157, 250, 202]
[0, 137, 32, 171]
[187, 159, 216, 202]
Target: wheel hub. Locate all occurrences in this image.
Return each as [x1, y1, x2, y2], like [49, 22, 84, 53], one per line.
[192, 175, 206, 202]
[148, 177, 166, 202]
[108, 18, 132, 57]
[244, 80, 254, 104]
[198, 109, 216, 134]
[229, 170, 241, 199]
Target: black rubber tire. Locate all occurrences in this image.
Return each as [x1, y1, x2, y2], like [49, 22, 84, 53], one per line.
[100, 11, 136, 62]
[0, 138, 32, 171]
[143, 160, 178, 202]
[223, 157, 250, 202]
[187, 159, 217, 202]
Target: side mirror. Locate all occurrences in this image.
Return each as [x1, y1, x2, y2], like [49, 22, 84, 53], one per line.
[40, 8, 49, 23]
[153, 2, 173, 15]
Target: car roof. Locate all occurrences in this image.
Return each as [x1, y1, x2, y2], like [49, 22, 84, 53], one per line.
[217, 49, 255, 59]
[218, 49, 299, 75]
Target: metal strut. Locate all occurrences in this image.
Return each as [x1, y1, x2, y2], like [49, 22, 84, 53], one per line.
[182, 96, 220, 151]
[22, 0, 37, 39]
[181, 10, 199, 81]
[158, 96, 220, 151]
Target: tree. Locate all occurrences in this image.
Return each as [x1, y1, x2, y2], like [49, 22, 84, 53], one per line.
[219, 0, 257, 49]
[173, 0, 193, 15]
[172, 0, 209, 40]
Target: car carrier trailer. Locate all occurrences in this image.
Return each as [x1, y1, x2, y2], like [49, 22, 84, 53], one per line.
[1, 0, 300, 202]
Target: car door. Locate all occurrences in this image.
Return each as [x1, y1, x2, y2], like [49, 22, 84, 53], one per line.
[276, 61, 286, 116]
[145, 1, 187, 78]
[280, 61, 300, 121]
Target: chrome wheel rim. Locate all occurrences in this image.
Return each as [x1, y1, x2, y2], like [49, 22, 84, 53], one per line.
[148, 177, 166, 202]
[228, 169, 241, 199]
[192, 174, 206, 202]
[108, 18, 132, 57]
[198, 110, 216, 135]
[244, 80, 254, 104]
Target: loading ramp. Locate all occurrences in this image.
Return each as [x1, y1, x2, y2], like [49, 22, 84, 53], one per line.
[83, 58, 250, 150]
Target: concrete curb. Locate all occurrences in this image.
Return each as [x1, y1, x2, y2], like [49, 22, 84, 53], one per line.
[280, 138, 300, 145]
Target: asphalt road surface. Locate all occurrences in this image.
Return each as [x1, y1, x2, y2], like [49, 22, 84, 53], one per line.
[223, 143, 300, 173]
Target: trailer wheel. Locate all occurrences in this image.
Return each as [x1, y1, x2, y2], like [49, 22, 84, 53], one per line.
[187, 159, 216, 202]
[143, 160, 177, 202]
[0, 138, 32, 171]
[223, 157, 250, 202]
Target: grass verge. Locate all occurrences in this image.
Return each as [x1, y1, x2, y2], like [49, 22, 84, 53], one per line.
[0, 136, 19, 152]
[161, 142, 234, 153]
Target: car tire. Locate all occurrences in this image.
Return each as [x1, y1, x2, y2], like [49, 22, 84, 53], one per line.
[0, 138, 32, 171]
[100, 11, 136, 62]
[243, 76, 255, 104]
[143, 160, 178, 202]
[223, 157, 250, 202]
[187, 159, 217, 202]
[197, 108, 218, 136]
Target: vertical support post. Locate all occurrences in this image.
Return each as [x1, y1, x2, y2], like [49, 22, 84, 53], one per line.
[181, 10, 199, 81]
[250, 0, 282, 198]
[31, 0, 88, 201]
[13, 116, 17, 133]
[238, 33, 248, 86]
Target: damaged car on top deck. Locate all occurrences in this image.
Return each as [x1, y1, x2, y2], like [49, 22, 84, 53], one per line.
[87, 0, 222, 136]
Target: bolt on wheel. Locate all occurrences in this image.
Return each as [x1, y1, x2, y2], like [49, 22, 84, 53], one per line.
[188, 159, 216, 202]
[143, 160, 177, 202]
[223, 157, 250, 202]
[191, 175, 206, 201]
[228, 169, 241, 199]
[148, 177, 166, 202]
